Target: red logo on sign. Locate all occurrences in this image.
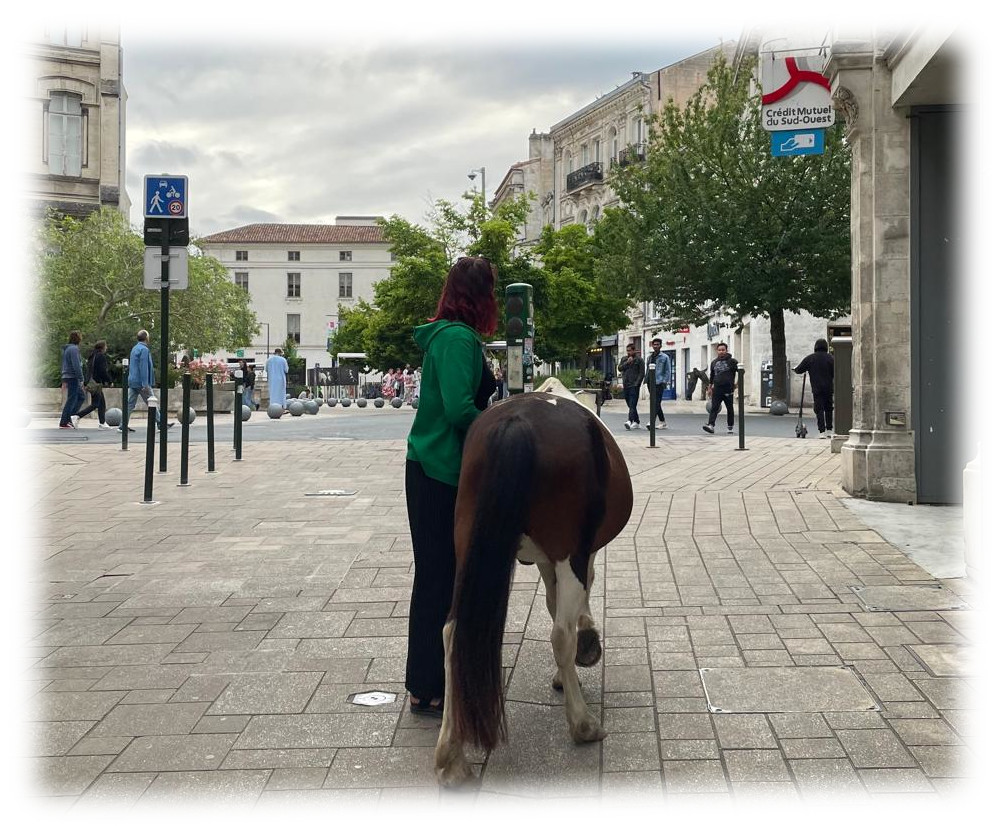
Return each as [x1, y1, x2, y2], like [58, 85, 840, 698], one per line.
[168, 200, 183, 215]
[761, 57, 831, 105]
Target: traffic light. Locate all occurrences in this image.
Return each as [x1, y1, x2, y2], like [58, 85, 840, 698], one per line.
[505, 283, 534, 394]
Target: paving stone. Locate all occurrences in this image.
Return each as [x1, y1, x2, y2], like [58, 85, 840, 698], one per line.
[834, 728, 916, 768]
[30, 754, 114, 795]
[90, 702, 209, 738]
[851, 585, 967, 612]
[267, 611, 353, 639]
[28, 720, 96, 757]
[713, 714, 777, 748]
[75, 771, 156, 804]
[105, 623, 198, 645]
[659, 739, 720, 760]
[91, 664, 194, 691]
[909, 745, 970, 778]
[661, 759, 728, 793]
[859, 768, 935, 792]
[193, 715, 251, 734]
[265, 767, 329, 790]
[136, 769, 270, 804]
[605, 664, 653, 693]
[32, 690, 125, 721]
[788, 758, 866, 795]
[888, 719, 962, 748]
[701, 667, 877, 713]
[602, 732, 661, 771]
[769, 713, 832, 738]
[108, 733, 239, 772]
[780, 738, 846, 759]
[908, 644, 975, 677]
[40, 643, 179, 668]
[220, 748, 336, 770]
[602, 707, 656, 733]
[234, 713, 399, 749]
[908, 677, 967, 710]
[601, 771, 664, 794]
[210, 672, 323, 715]
[724, 749, 790, 781]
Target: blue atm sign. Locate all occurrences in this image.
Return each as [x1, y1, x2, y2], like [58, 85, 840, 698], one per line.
[771, 129, 825, 157]
[144, 175, 188, 218]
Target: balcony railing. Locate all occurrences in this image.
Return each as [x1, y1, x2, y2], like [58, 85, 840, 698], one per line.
[616, 143, 646, 168]
[566, 161, 604, 192]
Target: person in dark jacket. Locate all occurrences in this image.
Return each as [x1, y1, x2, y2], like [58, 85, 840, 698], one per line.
[404, 256, 498, 718]
[58, 331, 85, 428]
[618, 343, 645, 429]
[76, 340, 112, 428]
[794, 338, 835, 438]
[702, 342, 739, 434]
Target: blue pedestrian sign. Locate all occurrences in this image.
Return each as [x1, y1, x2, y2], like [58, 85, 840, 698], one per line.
[144, 175, 188, 218]
[771, 129, 825, 157]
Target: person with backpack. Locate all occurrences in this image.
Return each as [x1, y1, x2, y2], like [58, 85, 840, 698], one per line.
[75, 340, 112, 428]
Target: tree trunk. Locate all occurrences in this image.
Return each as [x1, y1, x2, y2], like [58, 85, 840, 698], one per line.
[769, 306, 788, 406]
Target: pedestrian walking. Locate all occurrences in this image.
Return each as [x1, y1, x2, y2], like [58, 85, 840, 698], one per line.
[404, 256, 498, 718]
[618, 343, 645, 430]
[75, 340, 112, 428]
[794, 338, 835, 438]
[125, 329, 171, 431]
[403, 364, 415, 404]
[265, 348, 289, 407]
[647, 338, 671, 429]
[702, 342, 738, 434]
[58, 330, 85, 429]
[240, 360, 257, 410]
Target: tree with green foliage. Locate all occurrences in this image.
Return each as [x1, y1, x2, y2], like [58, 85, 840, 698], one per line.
[600, 53, 851, 402]
[533, 224, 630, 367]
[36, 207, 258, 385]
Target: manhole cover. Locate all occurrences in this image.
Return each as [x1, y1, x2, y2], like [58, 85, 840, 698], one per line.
[349, 691, 397, 707]
[851, 584, 968, 612]
[700, 666, 879, 713]
[304, 490, 357, 497]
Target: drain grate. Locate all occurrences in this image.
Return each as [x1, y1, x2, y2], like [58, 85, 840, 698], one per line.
[349, 691, 397, 707]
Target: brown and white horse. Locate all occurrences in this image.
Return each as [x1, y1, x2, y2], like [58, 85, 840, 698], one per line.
[434, 381, 633, 786]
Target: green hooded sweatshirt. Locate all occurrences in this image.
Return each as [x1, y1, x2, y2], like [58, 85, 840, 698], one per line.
[406, 320, 485, 487]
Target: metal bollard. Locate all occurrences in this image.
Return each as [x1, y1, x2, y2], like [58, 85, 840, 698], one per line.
[179, 373, 191, 486]
[233, 370, 243, 462]
[735, 367, 747, 451]
[206, 374, 216, 473]
[142, 398, 158, 503]
[120, 357, 129, 451]
[647, 377, 657, 448]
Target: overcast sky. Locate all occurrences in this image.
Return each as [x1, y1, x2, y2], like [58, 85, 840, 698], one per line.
[121, 32, 732, 237]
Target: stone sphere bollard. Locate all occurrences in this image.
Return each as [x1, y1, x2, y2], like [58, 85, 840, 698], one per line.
[327, 398, 338, 407]
[179, 406, 197, 425]
[769, 400, 789, 416]
[411, 398, 419, 409]
[341, 398, 352, 408]
[356, 397, 368, 408]
[267, 404, 285, 419]
[241, 405, 252, 421]
[288, 400, 305, 416]
[313, 397, 324, 407]
[390, 397, 403, 408]
[304, 400, 319, 415]
[105, 408, 123, 427]
[373, 398, 385, 408]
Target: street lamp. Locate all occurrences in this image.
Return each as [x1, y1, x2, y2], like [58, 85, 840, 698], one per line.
[467, 166, 486, 206]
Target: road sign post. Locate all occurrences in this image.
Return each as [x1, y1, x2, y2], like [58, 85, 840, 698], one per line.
[144, 175, 190, 475]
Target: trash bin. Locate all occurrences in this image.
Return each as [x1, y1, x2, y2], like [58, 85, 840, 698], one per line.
[827, 323, 853, 436]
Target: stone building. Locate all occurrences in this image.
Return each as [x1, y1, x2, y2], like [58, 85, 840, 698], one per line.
[820, 26, 970, 505]
[25, 22, 129, 219]
[198, 218, 394, 371]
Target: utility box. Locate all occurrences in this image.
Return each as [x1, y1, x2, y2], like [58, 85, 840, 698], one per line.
[828, 323, 853, 435]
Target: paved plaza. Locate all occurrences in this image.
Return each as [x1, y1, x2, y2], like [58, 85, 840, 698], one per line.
[22, 410, 981, 813]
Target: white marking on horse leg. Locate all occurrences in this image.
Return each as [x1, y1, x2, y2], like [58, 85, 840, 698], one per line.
[434, 620, 473, 786]
[535, 560, 563, 688]
[551, 560, 605, 744]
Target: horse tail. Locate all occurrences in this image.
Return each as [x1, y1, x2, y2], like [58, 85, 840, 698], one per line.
[450, 413, 535, 753]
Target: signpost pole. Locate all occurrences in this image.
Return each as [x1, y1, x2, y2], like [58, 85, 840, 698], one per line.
[159, 238, 170, 472]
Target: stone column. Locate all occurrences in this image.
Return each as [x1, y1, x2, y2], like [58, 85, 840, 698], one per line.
[827, 39, 917, 502]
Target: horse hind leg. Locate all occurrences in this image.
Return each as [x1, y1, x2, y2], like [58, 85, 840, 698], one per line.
[575, 551, 602, 668]
[434, 619, 474, 787]
[551, 560, 605, 744]
[536, 561, 567, 690]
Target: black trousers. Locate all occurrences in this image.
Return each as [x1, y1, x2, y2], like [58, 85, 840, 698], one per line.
[76, 389, 106, 424]
[404, 459, 458, 701]
[623, 385, 640, 423]
[708, 387, 735, 427]
[813, 391, 834, 432]
[654, 382, 667, 422]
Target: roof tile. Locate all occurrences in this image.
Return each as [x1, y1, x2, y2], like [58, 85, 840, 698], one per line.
[199, 223, 386, 244]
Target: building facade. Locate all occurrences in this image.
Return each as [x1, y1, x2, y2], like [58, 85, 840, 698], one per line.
[198, 218, 394, 371]
[26, 22, 129, 219]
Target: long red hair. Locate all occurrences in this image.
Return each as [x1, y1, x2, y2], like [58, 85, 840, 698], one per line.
[430, 257, 498, 337]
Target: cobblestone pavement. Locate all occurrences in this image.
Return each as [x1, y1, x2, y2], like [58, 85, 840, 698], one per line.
[24, 429, 979, 812]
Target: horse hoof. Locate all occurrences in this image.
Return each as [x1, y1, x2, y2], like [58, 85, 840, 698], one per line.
[575, 628, 602, 667]
[571, 717, 607, 744]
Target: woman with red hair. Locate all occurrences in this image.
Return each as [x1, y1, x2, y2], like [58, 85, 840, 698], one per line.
[404, 256, 498, 716]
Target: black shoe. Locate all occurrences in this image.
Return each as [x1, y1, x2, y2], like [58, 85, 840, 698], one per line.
[409, 697, 444, 718]
[702, 424, 714, 434]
